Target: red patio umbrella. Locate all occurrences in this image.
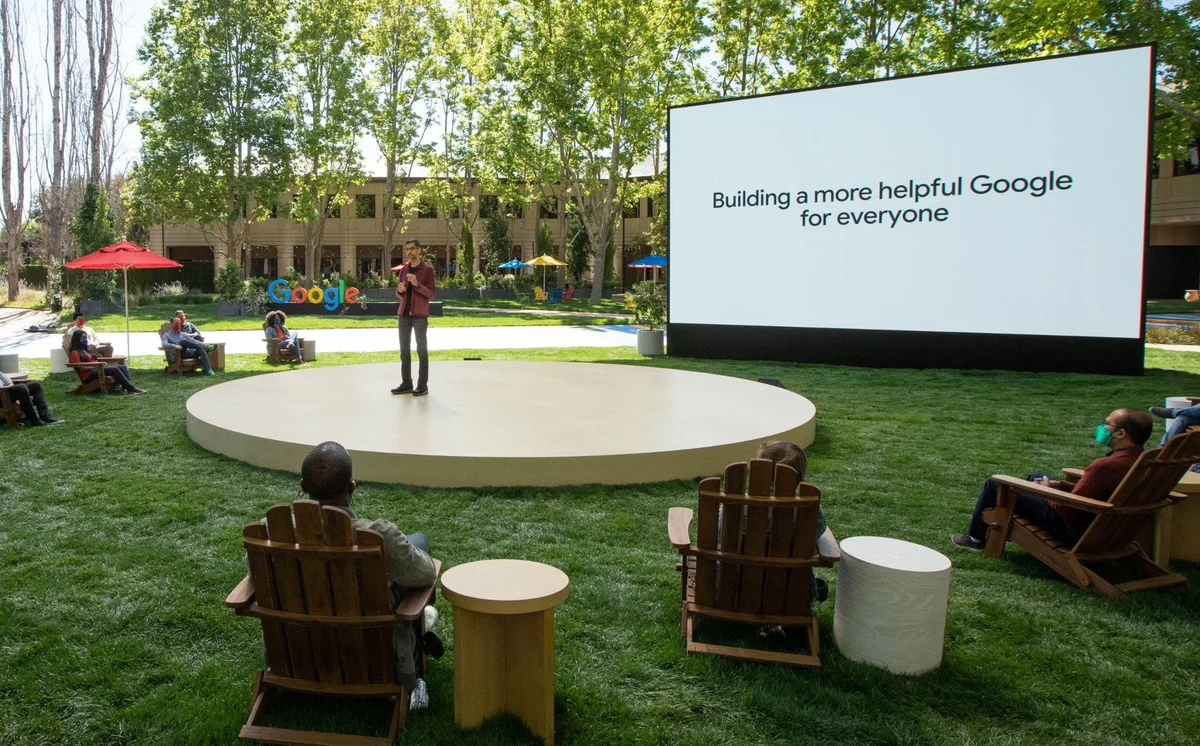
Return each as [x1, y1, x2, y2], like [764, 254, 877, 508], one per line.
[65, 241, 183, 359]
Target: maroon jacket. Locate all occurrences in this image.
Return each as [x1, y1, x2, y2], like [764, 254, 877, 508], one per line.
[395, 261, 437, 317]
[1050, 446, 1143, 534]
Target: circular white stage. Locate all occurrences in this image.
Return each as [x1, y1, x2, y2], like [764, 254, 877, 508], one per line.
[185, 362, 817, 487]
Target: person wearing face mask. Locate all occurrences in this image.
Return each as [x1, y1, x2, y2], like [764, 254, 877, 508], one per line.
[67, 328, 145, 394]
[173, 310, 204, 341]
[61, 312, 113, 357]
[264, 310, 303, 363]
[952, 408, 1152, 550]
[163, 316, 215, 375]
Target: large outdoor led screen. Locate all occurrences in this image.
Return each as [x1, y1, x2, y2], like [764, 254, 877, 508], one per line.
[667, 46, 1154, 374]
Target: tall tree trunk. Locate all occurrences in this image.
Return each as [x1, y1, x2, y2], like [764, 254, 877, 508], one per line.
[48, 0, 66, 260]
[1, 0, 29, 302]
[86, 0, 114, 186]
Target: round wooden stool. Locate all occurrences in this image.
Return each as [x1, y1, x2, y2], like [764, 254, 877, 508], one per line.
[441, 559, 569, 745]
[833, 537, 951, 675]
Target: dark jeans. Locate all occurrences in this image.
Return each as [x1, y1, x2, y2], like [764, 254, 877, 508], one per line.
[87, 364, 137, 392]
[177, 337, 212, 372]
[398, 316, 429, 388]
[389, 532, 431, 610]
[967, 472, 1072, 542]
[7, 381, 52, 422]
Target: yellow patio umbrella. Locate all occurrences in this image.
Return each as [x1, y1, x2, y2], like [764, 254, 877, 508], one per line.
[526, 254, 567, 293]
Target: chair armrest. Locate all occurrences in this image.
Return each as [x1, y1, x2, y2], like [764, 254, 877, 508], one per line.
[225, 576, 255, 609]
[992, 474, 1113, 513]
[668, 507, 694, 549]
[816, 527, 840, 561]
[394, 559, 442, 620]
[67, 361, 106, 369]
[1060, 468, 1084, 481]
[1186, 397, 1200, 406]
[99, 357, 125, 364]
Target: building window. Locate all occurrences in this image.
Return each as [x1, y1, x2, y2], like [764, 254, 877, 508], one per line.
[1177, 138, 1200, 176]
[646, 197, 655, 218]
[623, 199, 640, 219]
[355, 194, 376, 219]
[508, 202, 524, 220]
[325, 195, 341, 219]
[418, 199, 438, 219]
[539, 197, 559, 219]
[479, 195, 500, 219]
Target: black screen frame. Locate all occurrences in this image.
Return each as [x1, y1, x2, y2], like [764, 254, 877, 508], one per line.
[665, 44, 1156, 376]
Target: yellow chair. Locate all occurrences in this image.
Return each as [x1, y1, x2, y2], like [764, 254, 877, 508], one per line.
[533, 287, 547, 301]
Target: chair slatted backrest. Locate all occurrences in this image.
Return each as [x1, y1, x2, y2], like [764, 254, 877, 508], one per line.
[243, 500, 397, 686]
[1075, 431, 1200, 557]
[693, 459, 821, 620]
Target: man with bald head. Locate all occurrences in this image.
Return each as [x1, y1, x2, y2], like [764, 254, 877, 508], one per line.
[953, 408, 1152, 550]
[299, 441, 440, 703]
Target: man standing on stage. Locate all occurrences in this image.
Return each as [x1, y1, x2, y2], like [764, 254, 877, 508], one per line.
[392, 239, 436, 396]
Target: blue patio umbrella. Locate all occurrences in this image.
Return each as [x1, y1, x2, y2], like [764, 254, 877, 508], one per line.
[627, 253, 667, 281]
[498, 258, 528, 271]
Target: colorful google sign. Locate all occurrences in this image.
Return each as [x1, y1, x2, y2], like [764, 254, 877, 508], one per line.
[268, 279, 361, 311]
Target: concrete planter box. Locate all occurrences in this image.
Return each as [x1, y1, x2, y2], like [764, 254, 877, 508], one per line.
[216, 299, 243, 317]
[637, 328, 665, 356]
[266, 301, 443, 317]
[478, 289, 509, 300]
[436, 288, 476, 301]
[364, 288, 396, 300]
[78, 299, 118, 317]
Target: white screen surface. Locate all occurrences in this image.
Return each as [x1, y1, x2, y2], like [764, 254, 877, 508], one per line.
[669, 48, 1152, 339]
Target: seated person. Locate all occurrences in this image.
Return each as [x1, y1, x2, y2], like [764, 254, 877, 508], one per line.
[0, 370, 63, 426]
[68, 328, 146, 394]
[264, 311, 303, 363]
[952, 408, 1151, 550]
[299, 441, 440, 705]
[174, 310, 204, 341]
[162, 316, 215, 375]
[1150, 403, 1200, 447]
[61, 312, 113, 357]
[756, 440, 830, 603]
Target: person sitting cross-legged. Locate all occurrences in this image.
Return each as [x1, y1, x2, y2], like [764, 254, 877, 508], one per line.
[163, 316, 215, 375]
[0, 370, 63, 426]
[299, 441, 442, 708]
[68, 328, 145, 394]
[952, 408, 1152, 550]
[264, 310, 303, 363]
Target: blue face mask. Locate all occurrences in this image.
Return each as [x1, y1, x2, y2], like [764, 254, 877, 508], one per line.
[1095, 423, 1114, 447]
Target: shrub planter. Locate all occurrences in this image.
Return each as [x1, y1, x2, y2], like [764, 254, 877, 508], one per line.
[364, 288, 395, 301]
[216, 299, 244, 317]
[264, 302, 443, 317]
[78, 299, 117, 317]
[637, 329, 665, 356]
[478, 289, 509, 300]
[434, 288, 474, 301]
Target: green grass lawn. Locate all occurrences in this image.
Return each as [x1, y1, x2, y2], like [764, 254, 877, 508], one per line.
[1147, 299, 1200, 316]
[445, 297, 630, 314]
[64, 303, 628, 332]
[3, 348, 1200, 745]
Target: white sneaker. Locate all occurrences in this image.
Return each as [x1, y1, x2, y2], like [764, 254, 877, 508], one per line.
[409, 678, 429, 710]
[423, 605, 438, 633]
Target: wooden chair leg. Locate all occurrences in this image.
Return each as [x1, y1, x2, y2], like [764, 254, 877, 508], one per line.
[389, 689, 408, 739]
[984, 488, 1016, 558]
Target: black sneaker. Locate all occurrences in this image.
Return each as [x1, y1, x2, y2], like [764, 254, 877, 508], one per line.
[417, 631, 445, 659]
[951, 533, 985, 551]
[813, 577, 829, 603]
[391, 383, 414, 395]
[412, 386, 428, 397]
[1150, 407, 1174, 419]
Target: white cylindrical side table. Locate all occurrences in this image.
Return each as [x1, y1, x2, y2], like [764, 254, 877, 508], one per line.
[834, 537, 951, 675]
[50, 348, 70, 374]
[0, 353, 18, 374]
[301, 337, 317, 362]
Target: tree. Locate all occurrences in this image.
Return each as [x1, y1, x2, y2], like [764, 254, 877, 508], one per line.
[70, 183, 117, 300]
[290, 0, 367, 281]
[1, 0, 33, 302]
[84, 0, 114, 186]
[134, 0, 292, 274]
[366, 0, 441, 275]
[480, 210, 510, 273]
[509, 0, 705, 301]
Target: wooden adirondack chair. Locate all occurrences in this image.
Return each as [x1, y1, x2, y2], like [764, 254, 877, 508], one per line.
[533, 286, 547, 301]
[159, 323, 204, 375]
[668, 459, 840, 667]
[548, 288, 563, 303]
[562, 286, 575, 302]
[226, 500, 441, 746]
[0, 388, 25, 426]
[67, 358, 123, 395]
[264, 325, 305, 364]
[983, 430, 1200, 596]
